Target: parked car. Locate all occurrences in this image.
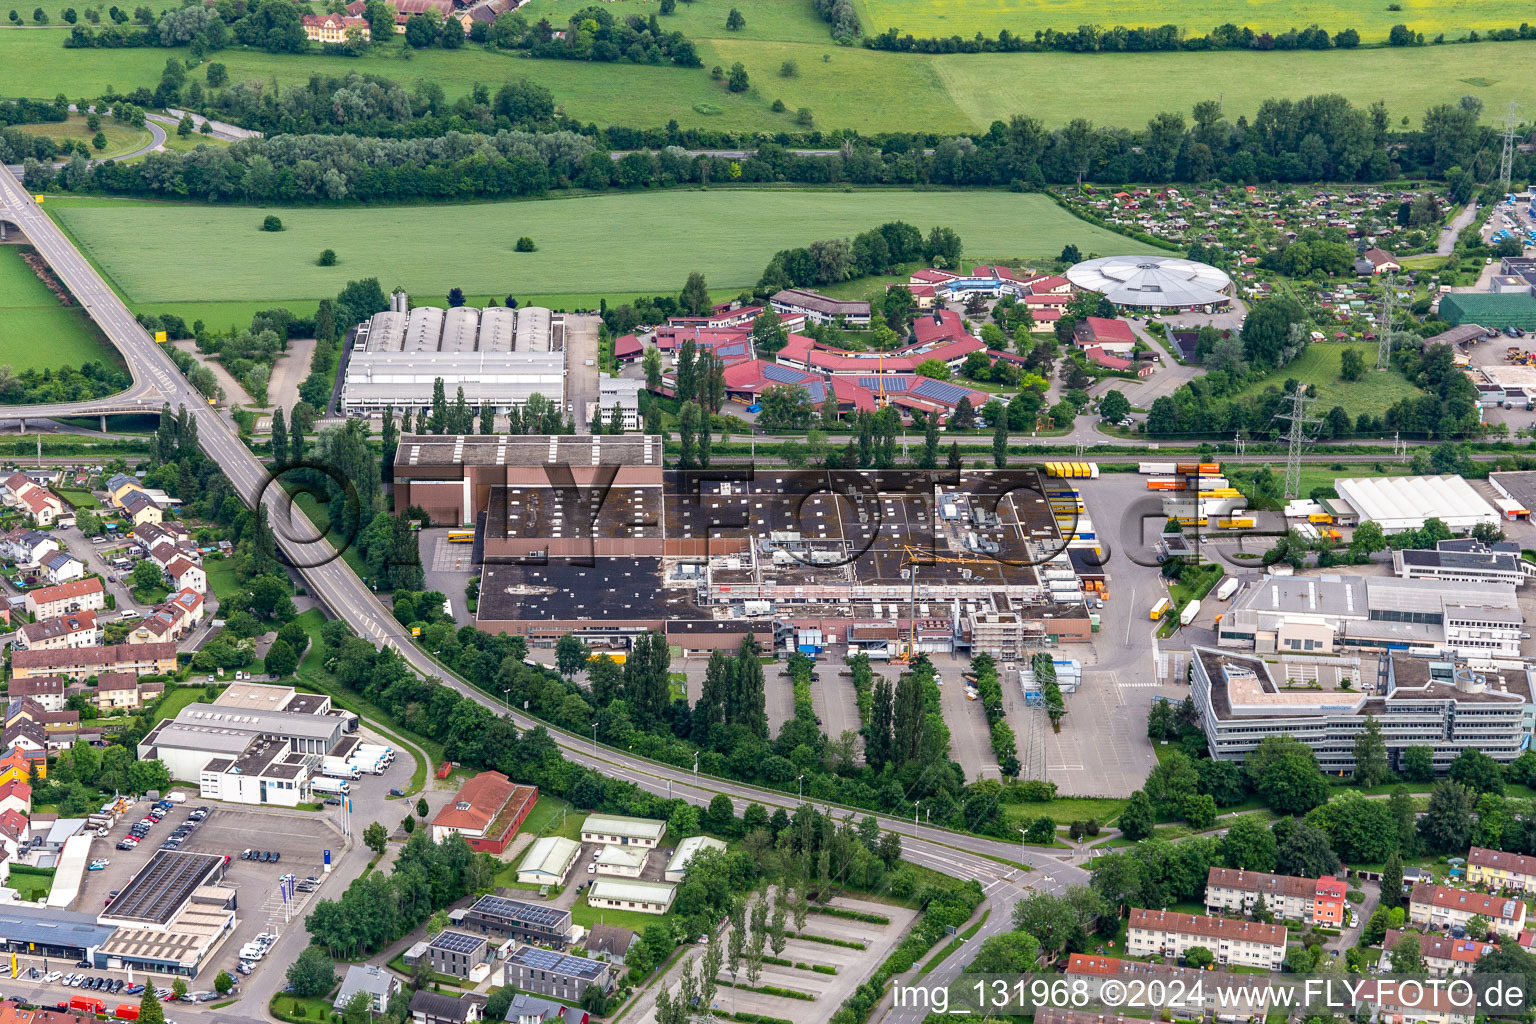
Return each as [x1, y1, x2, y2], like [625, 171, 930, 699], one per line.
[87, 859, 108, 870]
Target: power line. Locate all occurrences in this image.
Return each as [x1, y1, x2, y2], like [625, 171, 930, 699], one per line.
[1499, 101, 1522, 198]
[1377, 271, 1398, 371]
[1273, 384, 1321, 501]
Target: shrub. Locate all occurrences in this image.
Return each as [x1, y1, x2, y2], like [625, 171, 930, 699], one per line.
[770, 99, 786, 113]
[779, 59, 797, 76]
[317, 249, 337, 266]
[262, 215, 283, 232]
[514, 236, 537, 252]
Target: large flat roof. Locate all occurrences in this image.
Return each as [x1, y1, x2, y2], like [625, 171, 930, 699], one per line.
[100, 851, 224, 927]
[0, 903, 115, 950]
[395, 434, 661, 470]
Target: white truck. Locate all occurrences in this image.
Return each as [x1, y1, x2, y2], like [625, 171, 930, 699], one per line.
[321, 758, 360, 780]
[354, 744, 394, 763]
[310, 777, 350, 796]
[1215, 577, 1240, 602]
[347, 755, 387, 776]
[1179, 599, 1202, 628]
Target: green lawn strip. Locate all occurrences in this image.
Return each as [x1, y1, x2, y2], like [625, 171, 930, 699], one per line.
[0, 244, 122, 373]
[386, 954, 469, 988]
[54, 487, 99, 509]
[46, 191, 1156, 306]
[850, 0, 1532, 44]
[202, 557, 242, 602]
[150, 683, 209, 725]
[570, 899, 674, 934]
[269, 994, 338, 1024]
[1003, 796, 1126, 827]
[13, 113, 150, 159]
[1235, 341, 1422, 419]
[916, 907, 990, 975]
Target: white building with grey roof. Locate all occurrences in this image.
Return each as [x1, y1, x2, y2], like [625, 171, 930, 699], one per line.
[343, 305, 566, 417]
[1190, 645, 1536, 774]
[1217, 573, 1524, 658]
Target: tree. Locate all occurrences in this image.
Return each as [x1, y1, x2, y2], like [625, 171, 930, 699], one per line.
[137, 988, 166, 1024]
[725, 6, 743, 30]
[1389, 932, 1423, 973]
[1250, 893, 1273, 924]
[964, 930, 1041, 973]
[270, 406, 288, 466]
[1220, 813, 1278, 872]
[206, 61, 228, 86]
[555, 633, 588, 678]
[213, 970, 235, 995]
[363, 821, 387, 856]
[1184, 945, 1214, 970]
[447, 287, 465, 308]
[91, 131, 108, 151]
[992, 419, 1008, 469]
[262, 215, 283, 232]
[1118, 789, 1154, 841]
[318, 248, 337, 266]
[1401, 745, 1435, 783]
[1353, 715, 1389, 787]
[1380, 850, 1404, 906]
[1418, 779, 1475, 853]
[131, 559, 163, 593]
[1245, 735, 1329, 815]
[1275, 819, 1341, 878]
[1240, 295, 1308, 368]
[643, 346, 662, 392]
[264, 638, 298, 679]
[1098, 390, 1130, 423]
[514, 236, 537, 252]
[727, 62, 749, 92]
[1340, 347, 1365, 381]
[1448, 748, 1504, 795]
[286, 945, 336, 998]
[680, 272, 710, 316]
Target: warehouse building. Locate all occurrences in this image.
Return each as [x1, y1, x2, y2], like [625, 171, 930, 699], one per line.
[1217, 574, 1523, 658]
[96, 851, 237, 978]
[581, 815, 666, 849]
[0, 904, 116, 964]
[1334, 475, 1500, 534]
[138, 700, 349, 803]
[342, 305, 565, 417]
[1190, 646, 1536, 773]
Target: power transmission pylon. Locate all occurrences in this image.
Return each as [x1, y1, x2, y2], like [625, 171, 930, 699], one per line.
[1274, 385, 1320, 501]
[1233, 430, 1246, 459]
[1499, 101, 1522, 198]
[1377, 271, 1398, 371]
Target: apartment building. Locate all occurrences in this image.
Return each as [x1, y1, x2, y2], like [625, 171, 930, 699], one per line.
[1466, 846, 1536, 891]
[1409, 882, 1527, 938]
[1204, 868, 1346, 925]
[11, 642, 176, 682]
[15, 611, 99, 652]
[25, 578, 105, 620]
[1378, 929, 1496, 977]
[1125, 909, 1287, 970]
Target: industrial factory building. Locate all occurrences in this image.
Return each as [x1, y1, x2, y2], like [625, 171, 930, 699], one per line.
[342, 302, 565, 416]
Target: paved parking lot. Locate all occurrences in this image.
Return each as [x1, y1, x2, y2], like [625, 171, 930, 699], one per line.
[809, 663, 862, 757]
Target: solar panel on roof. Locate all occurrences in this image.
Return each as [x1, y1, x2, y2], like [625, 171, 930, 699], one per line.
[762, 364, 810, 385]
[510, 947, 605, 979]
[857, 376, 908, 392]
[912, 379, 971, 404]
[430, 930, 485, 954]
[471, 894, 566, 927]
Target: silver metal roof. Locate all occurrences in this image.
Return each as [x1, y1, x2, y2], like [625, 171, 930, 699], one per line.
[1066, 255, 1232, 308]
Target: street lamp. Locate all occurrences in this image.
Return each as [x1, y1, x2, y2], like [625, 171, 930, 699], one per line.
[797, 775, 804, 802]
[591, 723, 598, 755]
[1018, 826, 1027, 862]
[914, 800, 920, 825]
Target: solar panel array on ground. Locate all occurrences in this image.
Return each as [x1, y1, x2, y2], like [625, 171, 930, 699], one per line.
[472, 895, 568, 928]
[911, 378, 973, 404]
[102, 851, 223, 926]
[430, 930, 485, 954]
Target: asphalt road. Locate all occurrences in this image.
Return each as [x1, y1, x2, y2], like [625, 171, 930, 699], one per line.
[0, 164, 1090, 1020]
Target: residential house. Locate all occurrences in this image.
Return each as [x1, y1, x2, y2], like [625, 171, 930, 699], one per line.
[129, 590, 203, 646]
[1360, 248, 1401, 274]
[502, 946, 612, 1004]
[41, 553, 83, 585]
[1358, 979, 1473, 1024]
[94, 671, 160, 710]
[1467, 846, 1536, 892]
[0, 748, 41, 785]
[119, 491, 161, 528]
[425, 930, 489, 980]
[25, 578, 104, 620]
[2, 474, 64, 527]
[105, 473, 145, 510]
[0, 530, 57, 567]
[301, 12, 370, 42]
[583, 925, 635, 966]
[503, 994, 588, 1024]
[1378, 929, 1495, 977]
[0, 781, 31, 818]
[409, 991, 485, 1024]
[1409, 882, 1527, 938]
[343, 0, 454, 33]
[332, 965, 400, 1015]
[1125, 908, 1287, 970]
[163, 558, 206, 597]
[0, 809, 29, 861]
[2, 720, 47, 757]
[12, 642, 177, 682]
[15, 611, 99, 652]
[6, 677, 65, 712]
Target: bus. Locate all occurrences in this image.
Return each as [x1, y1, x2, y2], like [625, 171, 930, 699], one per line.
[446, 530, 475, 544]
[1149, 597, 1171, 621]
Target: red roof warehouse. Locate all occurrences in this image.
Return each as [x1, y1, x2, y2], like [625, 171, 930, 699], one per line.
[429, 771, 538, 854]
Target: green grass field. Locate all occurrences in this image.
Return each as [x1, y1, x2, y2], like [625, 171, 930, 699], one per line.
[0, 244, 119, 372]
[14, 113, 151, 159]
[851, 0, 1535, 43]
[48, 190, 1159, 305]
[7, 23, 1536, 132]
[1237, 342, 1423, 418]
